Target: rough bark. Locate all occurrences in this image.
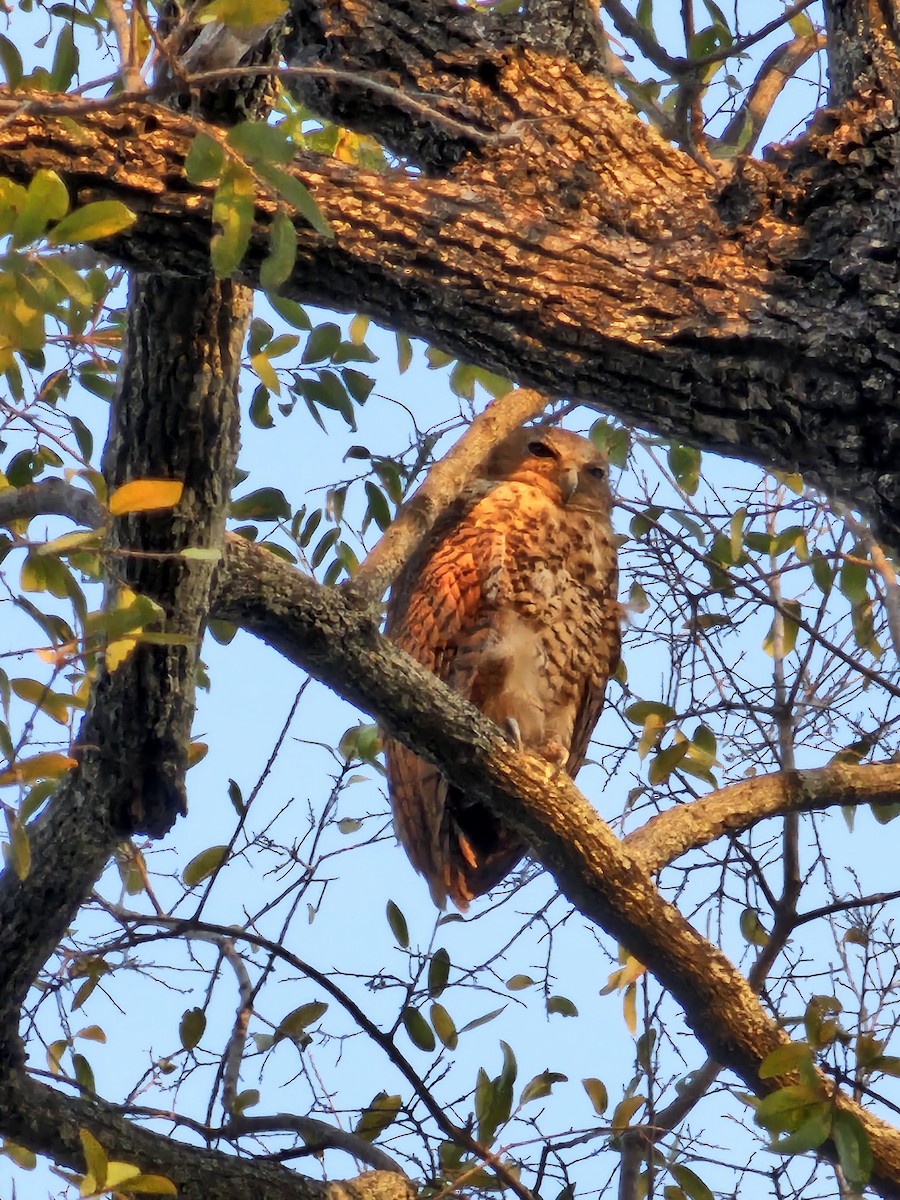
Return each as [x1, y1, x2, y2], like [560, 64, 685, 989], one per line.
[7, 0, 900, 1194]
[4, 56, 900, 542]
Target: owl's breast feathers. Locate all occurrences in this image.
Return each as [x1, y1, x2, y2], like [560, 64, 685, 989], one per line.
[385, 440, 620, 909]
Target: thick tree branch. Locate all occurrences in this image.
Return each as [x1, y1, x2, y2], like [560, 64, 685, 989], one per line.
[624, 763, 900, 873]
[3, 80, 900, 543]
[0, 1070, 411, 1200]
[0, 478, 106, 531]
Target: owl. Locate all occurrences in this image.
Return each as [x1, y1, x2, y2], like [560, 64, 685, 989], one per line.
[384, 426, 620, 910]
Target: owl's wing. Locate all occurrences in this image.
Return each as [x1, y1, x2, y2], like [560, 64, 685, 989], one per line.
[566, 577, 622, 775]
[384, 500, 525, 909]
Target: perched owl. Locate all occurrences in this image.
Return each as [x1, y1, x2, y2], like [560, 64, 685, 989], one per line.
[384, 426, 620, 910]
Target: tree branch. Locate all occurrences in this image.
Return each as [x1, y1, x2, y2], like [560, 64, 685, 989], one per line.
[625, 764, 900, 873]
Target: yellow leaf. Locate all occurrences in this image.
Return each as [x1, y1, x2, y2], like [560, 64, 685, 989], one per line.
[623, 982, 637, 1036]
[187, 742, 208, 767]
[126, 1175, 178, 1195]
[196, 0, 287, 28]
[78, 1130, 107, 1190]
[105, 637, 137, 672]
[0, 752, 77, 786]
[3, 812, 30, 880]
[108, 479, 184, 516]
[104, 1161, 143, 1189]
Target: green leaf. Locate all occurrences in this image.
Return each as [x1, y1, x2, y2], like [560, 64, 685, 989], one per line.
[582, 1077, 608, 1115]
[196, 0, 287, 29]
[365, 481, 392, 531]
[303, 322, 342, 364]
[769, 1108, 832, 1153]
[354, 1092, 402, 1142]
[185, 133, 226, 184]
[73, 1052, 95, 1094]
[625, 700, 676, 726]
[3, 810, 30, 880]
[230, 487, 291, 520]
[840, 557, 869, 605]
[762, 600, 801, 658]
[2, 1140, 36, 1169]
[179, 1007, 206, 1050]
[669, 1164, 714, 1200]
[277, 1001, 328, 1039]
[11, 677, 72, 725]
[402, 1006, 436, 1052]
[611, 1094, 645, 1132]
[182, 844, 228, 886]
[430, 1002, 458, 1049]
[0, 35, 24, 87]
[519, 1070, 567, 1106]
[259, 209, 297, 290]
[79, 1129, 108, 1188]
[547, 994, 578, 1017]
[386, 899, 409, 948]
[755, 1083, 828, 1133]
[396, 332, 413, 373]
[12, 170, 69, 247]
[228, 120, 294, 164]
[506, 974, 535, 991]
[758, 1042, 813, 1080]
[48, 201, 136, 246]
[256, 161, 333, 238]
[648, 741, 689, 785]
[428, 948, 451, 997]
[211, 162, 255, 277]
[49, 23, 78, 91]
[458, 1006, 505, 1033]
[668, 444, 701, 495]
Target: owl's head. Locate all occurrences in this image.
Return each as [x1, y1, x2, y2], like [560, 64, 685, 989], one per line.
[482, 426, 613, 512]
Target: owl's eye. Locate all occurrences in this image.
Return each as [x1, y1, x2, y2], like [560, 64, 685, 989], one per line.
[528, 440, 557, 459]
[586, 464, 607, 479]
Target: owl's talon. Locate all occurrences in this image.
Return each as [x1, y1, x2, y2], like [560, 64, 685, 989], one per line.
[540, 740, 569, 778]
[503, 717, 523, 749]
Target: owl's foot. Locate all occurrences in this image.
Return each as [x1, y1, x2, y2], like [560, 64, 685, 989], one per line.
[502, 716, 523, 749]
[540, 739, 569, 778]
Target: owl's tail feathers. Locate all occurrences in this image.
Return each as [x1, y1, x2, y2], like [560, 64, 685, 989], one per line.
[441, 797, 526, 912]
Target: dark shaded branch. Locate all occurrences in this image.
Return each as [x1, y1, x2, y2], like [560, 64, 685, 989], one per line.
[4, 86, 900, 545]
[0, 1071, 412, 1200]
[0, 478, 106, 531]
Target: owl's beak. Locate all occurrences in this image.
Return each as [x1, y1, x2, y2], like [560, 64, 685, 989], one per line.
[560, 466, 580, 504]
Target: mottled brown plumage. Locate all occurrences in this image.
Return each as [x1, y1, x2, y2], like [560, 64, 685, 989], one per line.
[384, 426, 620, 910]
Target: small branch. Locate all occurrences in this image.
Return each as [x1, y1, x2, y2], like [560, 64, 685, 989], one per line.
[719, 34, 825, 153]
[102, 912, 533, 1200]
[0, 479, 106, 531]
[346, 388, 548, 604]
[625, 764, 900, 873]
[842, 509, 900, 668]
[217, 1113, 407, 1174]
[0, 1070, 412, 1200]
[118, 1103, 408, 1175]
[106, 0, 142, 91]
